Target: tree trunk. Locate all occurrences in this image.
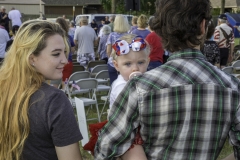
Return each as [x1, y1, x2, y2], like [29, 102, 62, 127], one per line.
[111, 0, 116, 14]
[220, 0, 225, 14]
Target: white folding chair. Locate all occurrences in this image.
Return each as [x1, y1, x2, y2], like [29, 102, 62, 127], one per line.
[222, 66, 233, 74]
[95, 70, 111, 93]
[49, 79, 62, 89]
[75, 97, 89, 147]
[95, 70, 109, 85]
[90, 64, 108, 78]
[86, 60, 106, 72]
[100, 86, 111, 120]
[66, 71, 90, 97]
[72, 65, 85, 73]
[232, 60, 240, 71]
[71, 78, 101, 122]
[95, 70, 111, 120]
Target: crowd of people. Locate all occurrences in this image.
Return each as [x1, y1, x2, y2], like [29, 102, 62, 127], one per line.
[1, 0, 240, 159]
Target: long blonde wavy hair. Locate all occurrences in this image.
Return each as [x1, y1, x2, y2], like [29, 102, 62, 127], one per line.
[0, 20, 69, 160]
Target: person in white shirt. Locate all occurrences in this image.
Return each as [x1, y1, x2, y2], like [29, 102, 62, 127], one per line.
[213, 14, 234, 68]
[74, 17, 98, 67]
[8, 7, 22, 27]
[0, 19, 10, 61]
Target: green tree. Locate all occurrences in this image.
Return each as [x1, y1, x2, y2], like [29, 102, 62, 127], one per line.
[101, 0, 156, 15]
[101, 0, 111, 13]
[140, 0, 156, 15]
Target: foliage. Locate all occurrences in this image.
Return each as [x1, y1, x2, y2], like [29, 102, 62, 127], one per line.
[101, 0, 156, 16]
[212, 7, 221, 16]
[101, 0, 111, 13]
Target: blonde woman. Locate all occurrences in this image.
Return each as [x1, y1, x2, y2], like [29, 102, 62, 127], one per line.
[131, 14, 150, 39]
[0, 20, 82, 160]
[106, 14, 130, 84]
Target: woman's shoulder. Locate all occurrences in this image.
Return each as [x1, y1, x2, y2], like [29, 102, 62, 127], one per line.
[31, 83, 67, 104]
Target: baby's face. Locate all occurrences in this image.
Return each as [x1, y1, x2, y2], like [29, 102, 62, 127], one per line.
[114, 50, 149, 81]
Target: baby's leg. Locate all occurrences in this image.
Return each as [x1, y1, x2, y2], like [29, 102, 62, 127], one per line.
[121, 144, 147, 160]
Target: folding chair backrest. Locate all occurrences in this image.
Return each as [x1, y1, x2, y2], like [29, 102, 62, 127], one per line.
[73, 65, 85, 73]
[222, 66, 233, 74]
[69, 71, 90, 82]
[95, 70, 109, 79]
[232, 60, 240, 68]
[86, 60, 106, 70]
[72, 54, 77, 60]
[91, 64, 108, 74]
[73, 62, 80, 65]
[75, 78, 98, 90]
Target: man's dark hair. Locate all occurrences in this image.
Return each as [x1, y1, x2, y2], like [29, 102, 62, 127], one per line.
[12, 25, 19, 35]
[152, 0, 212, 52]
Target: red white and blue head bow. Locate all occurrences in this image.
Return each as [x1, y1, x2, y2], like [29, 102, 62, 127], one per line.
[112, 36, 147, 56]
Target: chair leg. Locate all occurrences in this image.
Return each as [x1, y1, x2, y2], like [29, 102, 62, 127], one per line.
[100, 99, 108, 119]
[95, 103, 101, 122]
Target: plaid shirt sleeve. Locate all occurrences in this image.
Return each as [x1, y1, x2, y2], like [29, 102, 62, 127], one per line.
[94, 80, 140, 160]
[229, 105, 240, 160]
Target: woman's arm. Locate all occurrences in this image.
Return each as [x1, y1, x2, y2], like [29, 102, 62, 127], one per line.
[107, 44, 112, 58]
[56, 142, 82, 160]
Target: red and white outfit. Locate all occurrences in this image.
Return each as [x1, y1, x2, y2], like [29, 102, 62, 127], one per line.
[214, 23, 234, 48]
[213, 23, 234, 66]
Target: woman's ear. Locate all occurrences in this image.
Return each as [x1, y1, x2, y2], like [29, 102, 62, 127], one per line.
[29, 54, 36, 66]
[113, 60, 120, 71]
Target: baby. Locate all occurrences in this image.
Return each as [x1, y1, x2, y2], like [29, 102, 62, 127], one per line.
[84, 34, 150, 160]
[110, 34, 150, 108]
[110, 34, 150, 160]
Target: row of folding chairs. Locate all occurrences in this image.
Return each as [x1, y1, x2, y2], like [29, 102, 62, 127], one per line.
[73, 64, 108, 78]
[65, 70, 111, 122]
[72, 60, 107, 72]
[73, 63, 108, 76]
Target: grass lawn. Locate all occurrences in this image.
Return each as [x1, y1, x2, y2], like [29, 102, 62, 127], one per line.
[76, 91, 234, 160]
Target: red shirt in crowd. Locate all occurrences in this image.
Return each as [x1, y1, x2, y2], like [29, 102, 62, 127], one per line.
[145, 31, 164, 63]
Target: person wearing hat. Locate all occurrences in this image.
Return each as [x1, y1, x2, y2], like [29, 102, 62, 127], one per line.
[213, 13, 234, 68]
[74, 17, 98, 67]
[0, 6, 10, 34]
[90, 19, 98, 35]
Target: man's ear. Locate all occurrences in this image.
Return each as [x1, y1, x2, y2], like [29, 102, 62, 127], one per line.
[200, 19, 206, 35]
[113, 60, 120, 71]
